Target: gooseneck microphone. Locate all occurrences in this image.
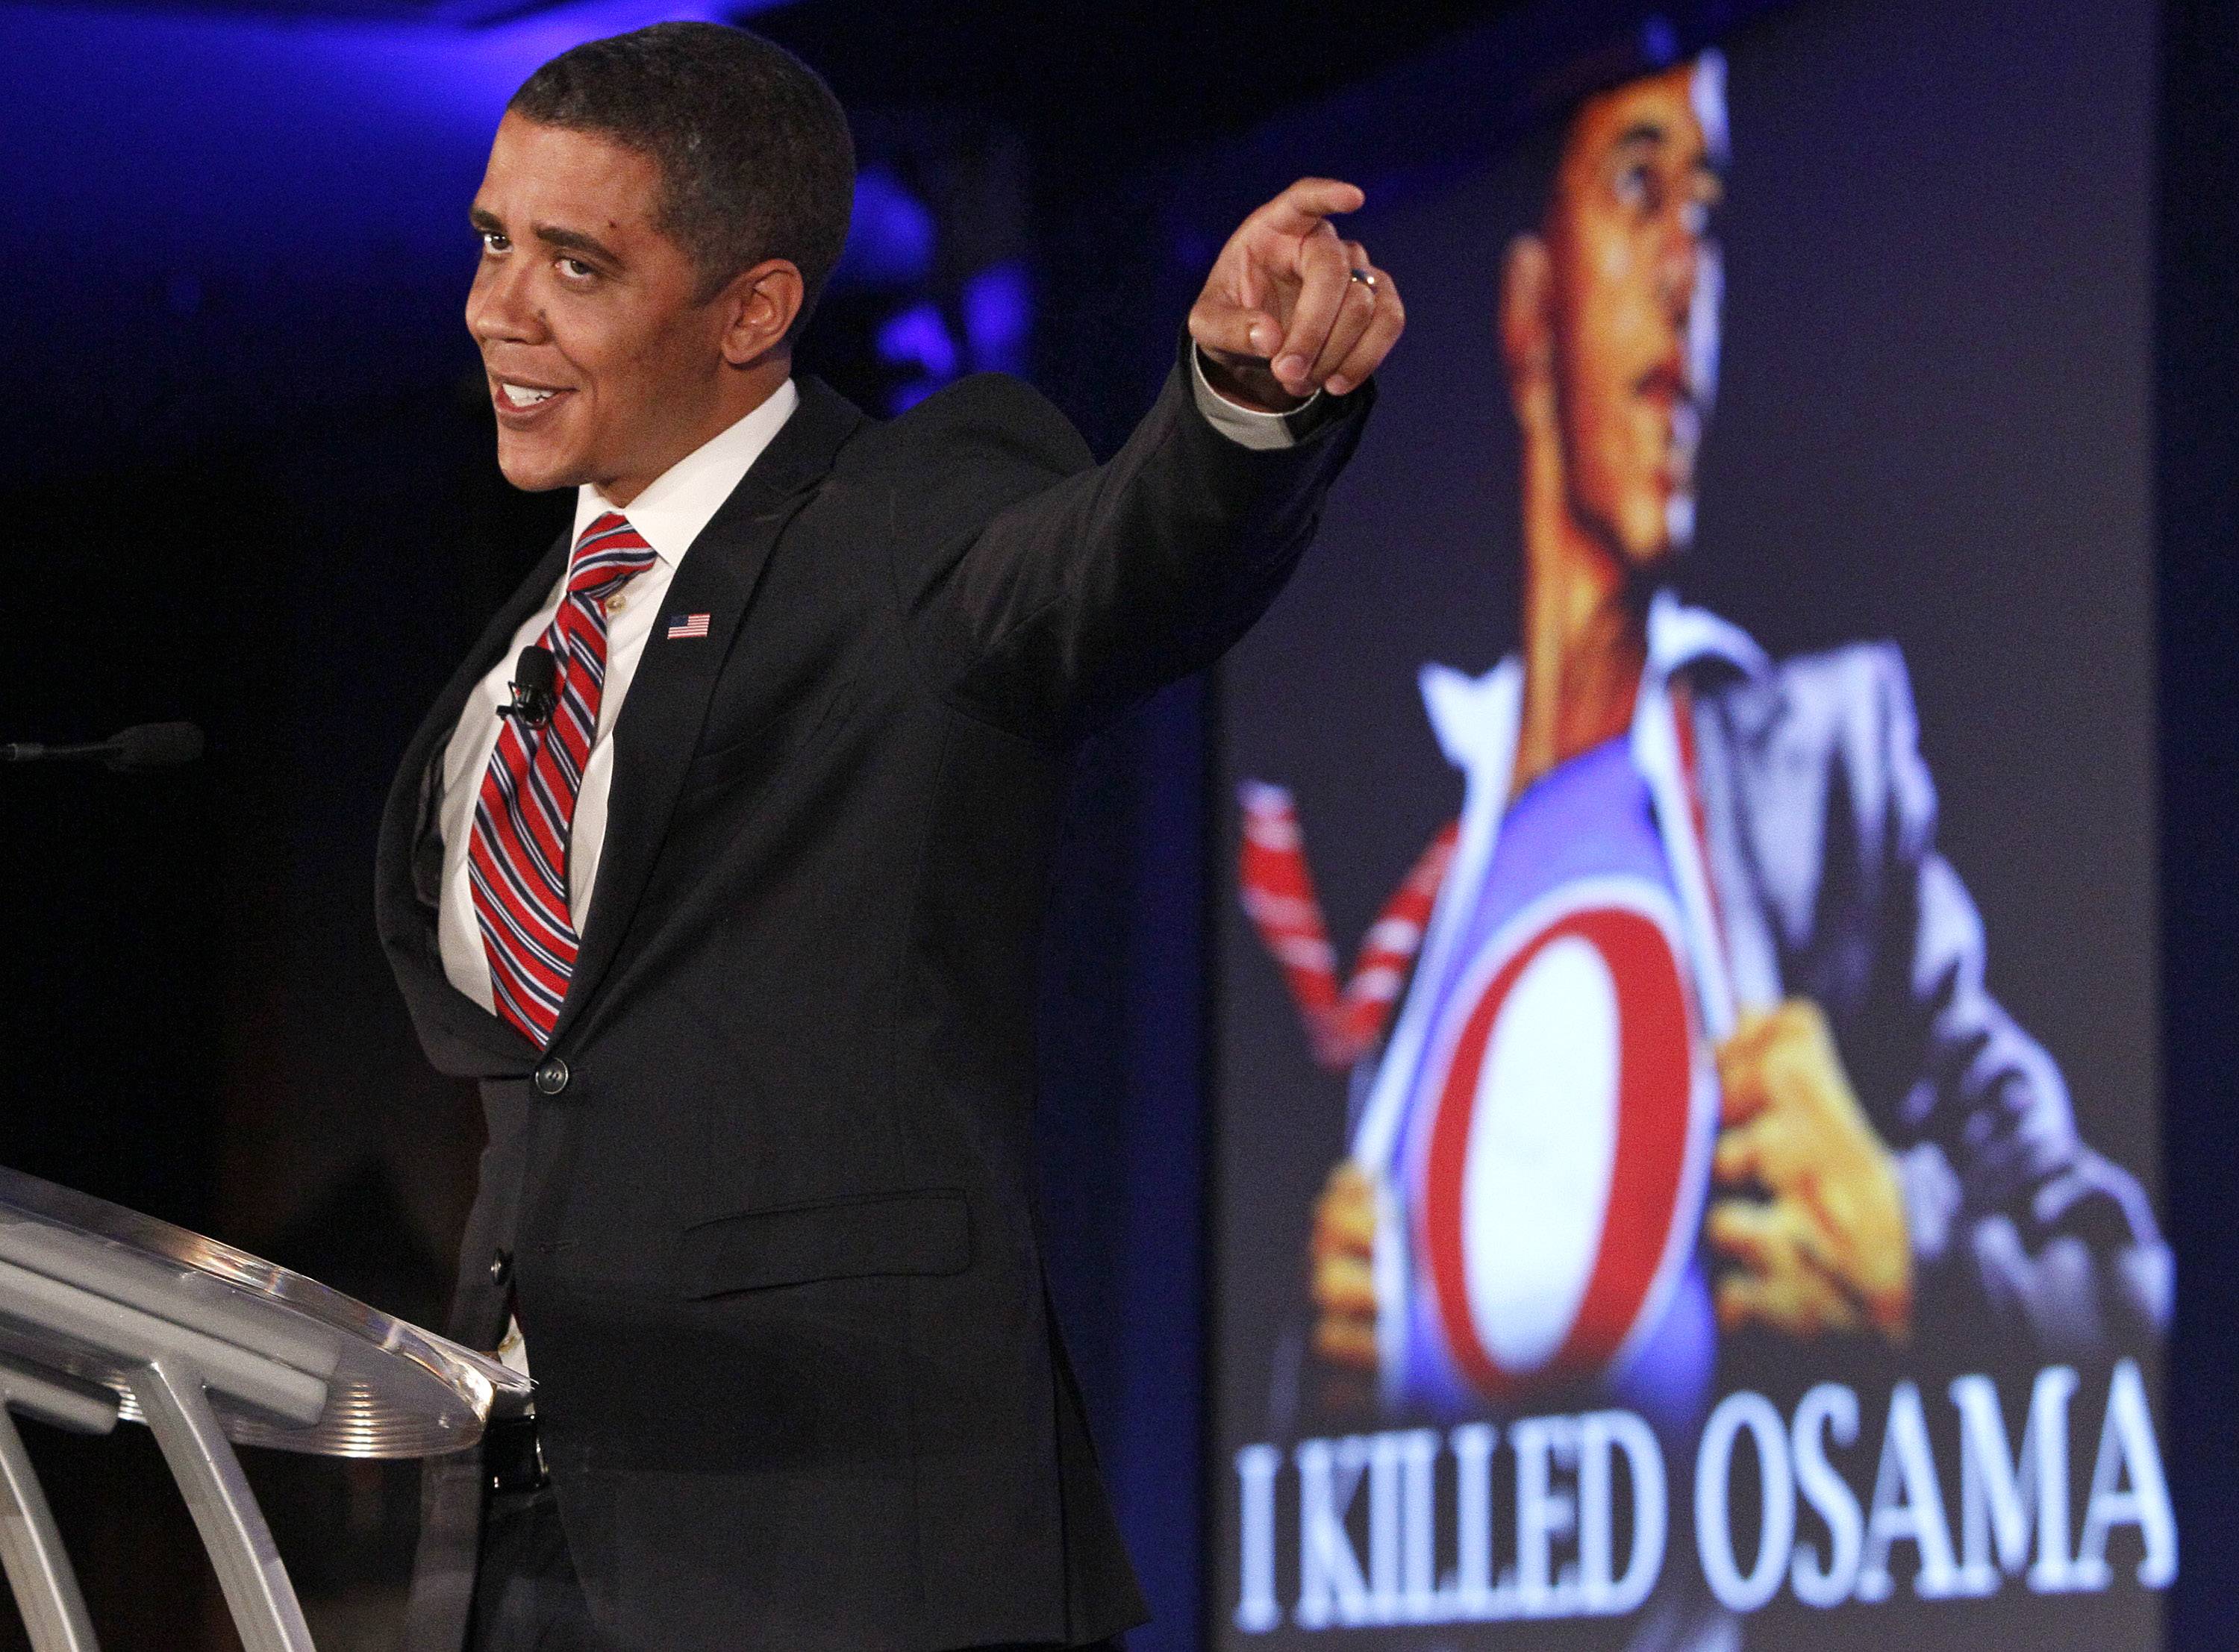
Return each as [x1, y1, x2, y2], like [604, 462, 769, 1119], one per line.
[0, 722, 204, 772]
[498, 645, 560, 728]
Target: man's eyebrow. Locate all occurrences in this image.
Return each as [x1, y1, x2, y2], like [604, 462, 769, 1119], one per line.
[534, 223, 624, 265]
[1610, 122, 1723, 176]
[464, 207, 623, 266]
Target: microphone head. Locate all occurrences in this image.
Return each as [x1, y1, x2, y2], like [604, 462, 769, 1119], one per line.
[515, 645, 558, 697]
[107, 722, 205, 772]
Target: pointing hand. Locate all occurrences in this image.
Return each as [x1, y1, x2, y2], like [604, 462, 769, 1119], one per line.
[1190, 178, 1405, 411]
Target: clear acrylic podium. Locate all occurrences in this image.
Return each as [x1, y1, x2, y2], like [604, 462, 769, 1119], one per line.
[0, 1164, 532, 1652]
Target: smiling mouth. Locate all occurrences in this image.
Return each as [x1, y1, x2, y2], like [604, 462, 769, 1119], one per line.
[492, 378, 570, 416]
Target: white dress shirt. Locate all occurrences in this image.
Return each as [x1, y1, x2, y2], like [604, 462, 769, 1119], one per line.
[435, 359, 1308, 1374]
[434, 379, 802, 1013]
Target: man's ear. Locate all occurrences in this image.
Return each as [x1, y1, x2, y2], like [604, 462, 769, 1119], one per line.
[1499, 233, 1556, 434]
[718, 258, 806, 367]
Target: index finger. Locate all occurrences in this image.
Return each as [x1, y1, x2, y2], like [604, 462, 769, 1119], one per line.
[1711, 1116, 1770, 1186]
[1720, 1006, 1776, 1060]
[1717, 1048, 1767, 1126]
[1704, 1196, 1783, 1270]
[1311, 1184, 1375, 1257]
[1254, 176, 1367, 237]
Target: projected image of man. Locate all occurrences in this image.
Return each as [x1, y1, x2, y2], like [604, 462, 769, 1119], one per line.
[1249, 54, 2168, 1432]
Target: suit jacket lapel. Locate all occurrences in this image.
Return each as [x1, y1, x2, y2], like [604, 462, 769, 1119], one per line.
[550, 378, 866, 1047]
[375, 529, 571, 1076]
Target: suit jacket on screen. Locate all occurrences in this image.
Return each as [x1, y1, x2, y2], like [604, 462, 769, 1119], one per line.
[376, 349, 1371, 1652]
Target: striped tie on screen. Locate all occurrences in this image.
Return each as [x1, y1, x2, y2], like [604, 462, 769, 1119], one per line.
[1237, 780, 1458, 1071]
[468, 512, 657, 1045]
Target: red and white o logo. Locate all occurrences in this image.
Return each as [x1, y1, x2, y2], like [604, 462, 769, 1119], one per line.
[1415, 878, 1699, 1401]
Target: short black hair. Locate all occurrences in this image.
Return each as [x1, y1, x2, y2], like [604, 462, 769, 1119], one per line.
[510, 22, 855, 343]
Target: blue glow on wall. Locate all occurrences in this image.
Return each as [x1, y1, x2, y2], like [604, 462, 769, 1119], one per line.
[1, 0, 1019, 472]
[875, 300, 959, 410]
[3, 0, 787, 272]
[964, 259, 1032, 376]
[838, 164, 939, 287]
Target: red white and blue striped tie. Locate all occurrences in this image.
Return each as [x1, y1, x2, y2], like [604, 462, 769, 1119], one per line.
[469, 513, 657, 1045]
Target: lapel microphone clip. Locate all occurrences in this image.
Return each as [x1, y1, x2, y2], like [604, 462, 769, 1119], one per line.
[499, 645, 560, 729]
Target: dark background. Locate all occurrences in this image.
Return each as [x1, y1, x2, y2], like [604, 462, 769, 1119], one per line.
[0, 0, 2233, 1648]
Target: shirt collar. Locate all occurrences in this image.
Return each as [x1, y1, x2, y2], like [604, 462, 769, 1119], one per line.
[1419, 590, 1769, 774]
[570, 378, 802, 568]
[1644, 587, 1770, 685]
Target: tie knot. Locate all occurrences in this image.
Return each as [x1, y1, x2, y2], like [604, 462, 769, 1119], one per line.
[568, 513, 658, 600]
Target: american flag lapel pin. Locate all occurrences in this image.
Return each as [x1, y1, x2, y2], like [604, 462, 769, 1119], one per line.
[666, 612, 711, 641]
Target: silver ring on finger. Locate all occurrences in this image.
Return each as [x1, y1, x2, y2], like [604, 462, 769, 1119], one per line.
[1348, 267, 1378, 292]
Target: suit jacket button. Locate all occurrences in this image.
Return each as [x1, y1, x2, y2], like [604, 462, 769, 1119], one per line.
[489, 1248, 513, 1288]
[533, 1056, 570, 1095]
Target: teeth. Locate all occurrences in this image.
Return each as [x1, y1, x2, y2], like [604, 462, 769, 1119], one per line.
[502, 383, 557, 407]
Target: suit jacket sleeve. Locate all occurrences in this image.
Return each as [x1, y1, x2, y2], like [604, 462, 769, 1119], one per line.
[1827, 645, 2171, 1356]
[885, 338, 1373, 742]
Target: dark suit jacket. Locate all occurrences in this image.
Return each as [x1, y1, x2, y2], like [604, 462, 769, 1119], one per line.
[377, 350, 1371, 1652]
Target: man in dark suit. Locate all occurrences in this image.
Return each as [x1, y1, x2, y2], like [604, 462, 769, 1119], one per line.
[375, 22, 1399, 1652]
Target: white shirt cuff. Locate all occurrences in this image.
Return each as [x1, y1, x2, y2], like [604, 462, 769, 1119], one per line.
[1189, 345, 1320, 450]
